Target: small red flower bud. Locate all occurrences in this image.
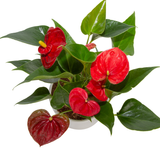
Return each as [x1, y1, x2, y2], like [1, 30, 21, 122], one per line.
[69, 88, 100, 117]
[85, 43, 96, 51]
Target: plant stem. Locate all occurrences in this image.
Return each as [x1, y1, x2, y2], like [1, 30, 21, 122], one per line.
[59, 79, 70, 83]
[86, 34, 91, 45]
[60, 110, 72, 115]
[62, 45, 71, 55]
[95, 47, 98, 52]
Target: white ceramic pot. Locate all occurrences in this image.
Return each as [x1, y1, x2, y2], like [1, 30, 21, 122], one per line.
[49, 84, 98, 130]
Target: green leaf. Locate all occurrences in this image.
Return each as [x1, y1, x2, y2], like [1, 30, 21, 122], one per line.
[50, 82, 70, 110]
[16, 87, 51, 105]
[1, 26, 49, 46]
[112, 12, 136, 55]
[7, 60, 30, 68]
[105, 67, 159, 99]
[57, 49, 83, 74]
[95, 101, 114, 134]
[9, 59, 59, 83]
[52, 19, 75, 44]
[14, 59, 42, 74]
[91, 19, 135, 41]
[64, 44, 97, 63]
[117, 98, 160, 131]
[81, 0, 106, 35]
[18, 61, 73, 85]
[63, 81, 84, 93]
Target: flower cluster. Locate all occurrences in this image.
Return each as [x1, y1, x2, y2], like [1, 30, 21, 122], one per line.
[2, 0, 160, 147]
[69, 47, 129, 116]
[37, 26, 129, 117]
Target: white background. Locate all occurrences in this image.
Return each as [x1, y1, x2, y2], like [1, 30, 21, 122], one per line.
[0, 0, 160, 159]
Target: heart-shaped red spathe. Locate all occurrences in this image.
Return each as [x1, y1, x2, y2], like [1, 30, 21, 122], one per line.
[28, 109, 69, 146]
[91, 47, 129, 84]
[69, 88, 100, 117]
[38, 27, 66, 69]
[86, 79, 108, 101]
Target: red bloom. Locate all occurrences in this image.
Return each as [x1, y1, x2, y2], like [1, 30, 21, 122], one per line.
[38, 27, 66, 69]
[90, 47, 129, 84]
[28, 109, 69, 146]
[69, 88, 100, 117]
[86, 79, 108, 101]
[85, 43, 96, 51]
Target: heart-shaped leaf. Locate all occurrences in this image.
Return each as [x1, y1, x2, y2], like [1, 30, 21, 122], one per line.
[64, 44, 97, 63]
[16, 87, 51, 105]
[117, 99, 160, 131]
[81, 0, 106, 35]
[69, 88, 100, 117]
[111, 12, 136, 55]
[91, 19, 135, 41]
[28, 109, 69, 146]
[95, 101, 114, 134]
[52, 19, 75, 44]
[50, 82, 70, 110]
[1, 25, 49, 46]
[57, 49, 83, 74]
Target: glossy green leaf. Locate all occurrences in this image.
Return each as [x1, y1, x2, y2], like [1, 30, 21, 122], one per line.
[117, 98, 160, 131]
[1, 26, 49, 46]
[95, 101, 114, 134]
[7, 60, 30, 68]
[9, 59, 59, 83]
[52, 19, 75, 44]
[81, 0, 106, 35]
[112, 12, 136, 55]
[16, 87, 51, 105]
[63, 81, 84, 93]
[57, 49, 83, 74]
[50, 82, 70, 110]
[91, 19, 135, 41]
[105, 67, 158, 99]
[14, 59, 42, 74]
[64, 44, 97, 63]
[18, 61, 73, 85]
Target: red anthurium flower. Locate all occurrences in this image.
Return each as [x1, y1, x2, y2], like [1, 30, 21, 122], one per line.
[85, 43, 96, 51]
[69, 88, 100, 117]
[28, 109, 69, 146]
[38, 27, 66, 69]
[86, 79, 108, 101]
[90, 47, 129, 84]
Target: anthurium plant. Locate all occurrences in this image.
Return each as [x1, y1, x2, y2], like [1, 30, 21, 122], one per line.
[1, 0, 160, 146]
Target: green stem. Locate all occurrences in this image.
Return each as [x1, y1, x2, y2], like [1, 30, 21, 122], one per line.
[86, 34, 91, 45]
[60, 110, 72, 115]
[95, 47, 98, 52]
[62, 45, 71, 55]
[59, 79, 70, 83]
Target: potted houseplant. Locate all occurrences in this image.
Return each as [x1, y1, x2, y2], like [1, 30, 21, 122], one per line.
[1, 0, 160, 147]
